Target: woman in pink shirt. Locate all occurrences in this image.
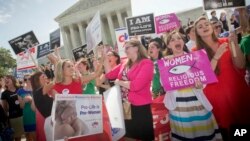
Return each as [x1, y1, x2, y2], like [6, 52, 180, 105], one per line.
[104, 39, 154, 140]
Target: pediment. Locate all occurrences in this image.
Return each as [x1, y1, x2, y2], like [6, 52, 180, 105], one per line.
[55, 0, 111, 21]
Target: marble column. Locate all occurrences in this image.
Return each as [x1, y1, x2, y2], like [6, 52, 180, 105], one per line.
[126, 9, 132, 17]
[61, 27, 72, 59]
[77, 22, 85, 45]
[106, 13, 115, 45]
[69, 24, 78, 49]
[116, 10, 124, 27]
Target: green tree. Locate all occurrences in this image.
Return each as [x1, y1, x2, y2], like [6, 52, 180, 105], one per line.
[0, 47, 16, 77]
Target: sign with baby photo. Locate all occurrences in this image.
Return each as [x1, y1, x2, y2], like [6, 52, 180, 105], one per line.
[158, 49, 218, 91]
[155, 13, 180, 34]
[52, 94, 103, 141]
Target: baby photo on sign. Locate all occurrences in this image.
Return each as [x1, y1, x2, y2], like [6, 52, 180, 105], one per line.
[8, 31, 39, 54]
[54, 100, 89, 140]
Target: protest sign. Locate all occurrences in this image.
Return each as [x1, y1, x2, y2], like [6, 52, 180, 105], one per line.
[13, 68, 33, 79]
[86, 11, 102, 53]
[16, 47, 37, 70]
[52, 94, 103, 141]
[203, 0, 245, 10]
[72, 44, 88, 61]
[8, 31, 39, 54]
[126, 13, 155, 36]
[50, 28, 61, 50]
[155, 13, 180, 34]
[115, 27, 129, 58]
[103, 85, 125, 141]
[158, 49, 218, 91]
[37, 42, 50, 59]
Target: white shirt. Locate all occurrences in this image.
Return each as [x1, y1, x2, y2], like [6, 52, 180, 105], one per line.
[185, 40, 196, 51]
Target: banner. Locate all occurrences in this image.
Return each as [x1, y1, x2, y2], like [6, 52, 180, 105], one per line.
[158, 49, 218, 91]
[126, 13, 155, 36]
[50, 28, 61, 50]
[115, 27, 129, 58]
[155, 13, 180, 34]
[103, 85, 126, 141]
[86, 11, 102, 53]
[152, 96, 171, 141]
[37, 42, 50, 59]
[72, 44, 88, 61]
[203, 0, 245, 10]
[16, 47, 37, 70]
[52, 94, 103, 141]
[8, 31, 39, 54]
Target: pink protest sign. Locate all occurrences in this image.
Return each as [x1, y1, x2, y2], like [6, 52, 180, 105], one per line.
[155, 13, 180, 34]
[158, 49, 218, 91]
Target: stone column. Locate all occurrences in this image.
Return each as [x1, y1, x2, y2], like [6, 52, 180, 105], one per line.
[101, 18, 107, 44]
[61, 26, 71, 59]
[106, 13, 115, 45]
[77, 22, 85, 45]
[126, 9, 132, 17]
[116, 10, 124, 27]
[69, 24, 77, 49]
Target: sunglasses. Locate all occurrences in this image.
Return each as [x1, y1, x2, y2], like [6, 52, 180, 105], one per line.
[215, 25, 222, 29]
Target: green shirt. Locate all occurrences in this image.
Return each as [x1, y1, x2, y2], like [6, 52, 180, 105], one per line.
[152, 60, 162, 97]
[83, 79, 96, 94]
[17, 88, 36, 125]
[240, 35, 250, 68]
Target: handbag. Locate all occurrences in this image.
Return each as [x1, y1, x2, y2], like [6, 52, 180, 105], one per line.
[122, 100, 132, 120]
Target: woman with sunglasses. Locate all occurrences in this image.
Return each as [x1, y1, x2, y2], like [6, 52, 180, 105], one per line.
[17, 74, 36, 141]
[104, 39, 154, 141]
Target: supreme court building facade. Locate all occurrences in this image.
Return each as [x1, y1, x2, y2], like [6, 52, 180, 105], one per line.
[55, 0, 132, 60]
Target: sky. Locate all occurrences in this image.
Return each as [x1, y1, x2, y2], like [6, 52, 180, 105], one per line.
[1, 0, 250, 58]
[0, 0, 78, 57]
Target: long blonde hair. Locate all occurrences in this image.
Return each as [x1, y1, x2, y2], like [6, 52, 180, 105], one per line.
[124, 39, 148, 68]
[55, 59, 72, 83]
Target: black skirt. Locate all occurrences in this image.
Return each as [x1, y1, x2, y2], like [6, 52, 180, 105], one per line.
[125, 104, 154, 141]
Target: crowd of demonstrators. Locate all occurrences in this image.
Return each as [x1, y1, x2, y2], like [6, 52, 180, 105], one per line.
[163, 31, 222, 140]
[194, 16, 250, 141]
[1, 7, 250, 141]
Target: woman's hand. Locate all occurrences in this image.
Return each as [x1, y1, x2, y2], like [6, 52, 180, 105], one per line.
[114, 79, 120, 85]
[194, 80, 203, 89]
[213, 42, 228, 60]
[228, 31, 238, 44]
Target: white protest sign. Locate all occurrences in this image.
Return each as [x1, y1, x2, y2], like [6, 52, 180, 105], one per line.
[16, 47, 37, 70]
[103, 85, 125, 141]
[115, 27, 129, 58]
[86, 11, 102, 53]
